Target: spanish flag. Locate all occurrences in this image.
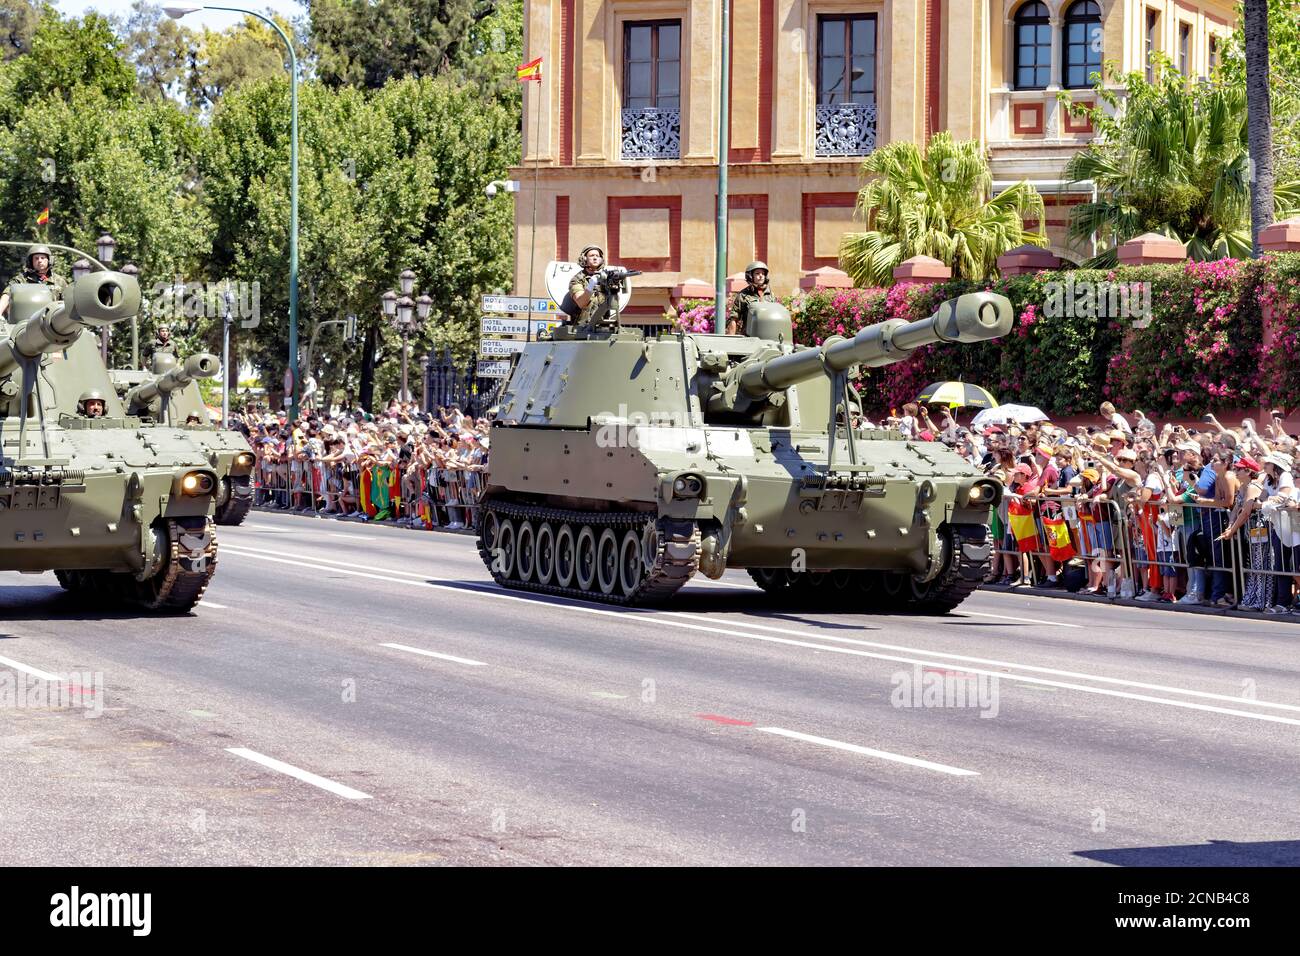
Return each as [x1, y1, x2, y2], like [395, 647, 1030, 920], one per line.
[516, 57, 542, 82]
[1041, 515, 1076, 562]
[36, 206, 49, 226]
[1007, 499, 1039, 553]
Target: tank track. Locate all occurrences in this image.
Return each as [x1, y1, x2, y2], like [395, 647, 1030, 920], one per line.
[745, 524, 990, 614]
[476, 499, 699, 606]
[54, 518, 218, 614]
[215, 477, 252, 526]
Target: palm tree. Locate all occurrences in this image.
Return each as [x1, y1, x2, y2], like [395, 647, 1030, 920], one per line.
[1064, 62, 1298, 264]
[1244, 0, 1275, 255]
[838, 131, 1047, 287]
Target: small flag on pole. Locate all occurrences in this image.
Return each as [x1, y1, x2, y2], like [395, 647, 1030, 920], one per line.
[36, 206, 49, 226]
[516, 57, 542, 82]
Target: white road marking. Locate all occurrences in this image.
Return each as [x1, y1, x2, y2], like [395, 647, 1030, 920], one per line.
[379, 642, 487, 667]
[690, 578, 760, 590]
[219, 545, 1300, 727]
[756, 727, 979, 776]
[947, 610, 1083, 628]
[199, 600, 228, 609]
[0, 653, 61, 682]
[226, 747, 373, 800]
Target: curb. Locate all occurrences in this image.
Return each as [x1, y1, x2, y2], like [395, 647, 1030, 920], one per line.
[981, 582, 1300, 624]
[249, 503, 478, 537]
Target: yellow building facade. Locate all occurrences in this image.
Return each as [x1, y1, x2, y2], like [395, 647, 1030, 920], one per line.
[511, 0, 1236, 318]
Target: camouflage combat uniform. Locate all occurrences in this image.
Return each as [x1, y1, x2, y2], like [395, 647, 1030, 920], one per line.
[727, 285, 776, 334]
[568, 268, 611, 326]
[7, 268, 68, 300]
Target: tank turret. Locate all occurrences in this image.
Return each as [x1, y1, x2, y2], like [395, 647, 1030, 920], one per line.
[124, 352, 219, 412]
[0, 272, 140, 376]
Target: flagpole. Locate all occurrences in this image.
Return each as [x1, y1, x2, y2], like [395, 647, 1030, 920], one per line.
[526, 68, 542, 344]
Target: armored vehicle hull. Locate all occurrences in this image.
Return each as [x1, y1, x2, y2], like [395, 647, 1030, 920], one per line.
[112, 355, 255, 525]
[476, 291, 1010, 610]
[0, 247, 221, 612]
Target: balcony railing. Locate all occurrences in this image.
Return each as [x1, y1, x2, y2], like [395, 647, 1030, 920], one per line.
[621, 107, 681, 160]
[814, 102, 878, 158]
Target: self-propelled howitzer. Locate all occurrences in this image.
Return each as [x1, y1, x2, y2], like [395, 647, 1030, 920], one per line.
[123, 353, 219, 414]
[0, 244, 222, 613]
[476, 286, 1012, 611]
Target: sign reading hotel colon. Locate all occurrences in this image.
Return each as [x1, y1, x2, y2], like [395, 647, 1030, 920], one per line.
[481, 294, 563, 315]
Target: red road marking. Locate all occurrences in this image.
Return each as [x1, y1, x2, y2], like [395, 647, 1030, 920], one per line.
[696, 713, 754, 726]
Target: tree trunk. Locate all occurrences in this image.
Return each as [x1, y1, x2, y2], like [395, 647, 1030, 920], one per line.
[358, 321, 378, 412]
[1245, 0, 1275, 257]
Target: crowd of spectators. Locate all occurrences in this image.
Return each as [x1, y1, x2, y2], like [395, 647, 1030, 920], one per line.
[881, 399, 1300, 613]
[232, 400, 489, 529]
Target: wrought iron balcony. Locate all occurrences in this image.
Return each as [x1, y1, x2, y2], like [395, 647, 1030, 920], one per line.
[814, 102, 878, 158]
[621, 107, 681, 161]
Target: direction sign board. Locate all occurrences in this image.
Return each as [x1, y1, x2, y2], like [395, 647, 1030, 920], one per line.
[479, 337, 525, 358]
[481, 294, 563, 315]
[479, 315, 561, 337]
[477, 360, 513, 378]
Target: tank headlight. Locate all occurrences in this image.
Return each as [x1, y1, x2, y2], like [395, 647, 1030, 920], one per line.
[235, 452, 255, 468]
[181, 471, 216, 496]
[672, 474, 704, 499]
[966, 480, 999, 505]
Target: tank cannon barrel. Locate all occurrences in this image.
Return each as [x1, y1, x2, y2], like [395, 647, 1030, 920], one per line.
[126, 353, 219, 408]
[0, 272, 141, 377]
[738, 292, 1013, 397]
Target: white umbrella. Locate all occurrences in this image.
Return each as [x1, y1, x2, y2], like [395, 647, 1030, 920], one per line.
[970, 403, 1049, 426]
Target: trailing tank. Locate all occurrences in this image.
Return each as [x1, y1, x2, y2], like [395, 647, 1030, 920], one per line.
[113, 352, 255, 525]
[475, 286, 1010, 610]
[0, 242, 220, 612]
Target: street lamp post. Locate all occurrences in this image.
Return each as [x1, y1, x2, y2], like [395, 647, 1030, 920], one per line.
[163, 4, 298, 419]
[121, 263, 140, 368]
[380, 276, 432, 404]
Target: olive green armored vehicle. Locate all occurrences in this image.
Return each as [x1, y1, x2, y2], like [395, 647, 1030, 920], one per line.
[111, 353, 255, 525]
[476, 285, 1011, 611]
[0, 242, 220, 612]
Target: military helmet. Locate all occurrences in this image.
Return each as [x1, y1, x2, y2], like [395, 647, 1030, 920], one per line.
[78, 389, 106, 406]
[26, 244, 51, 267]
[579, 244, 604, 260]
[745, 260, 769, 283]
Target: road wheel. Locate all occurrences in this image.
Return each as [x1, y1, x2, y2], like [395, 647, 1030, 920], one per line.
[495, 518, 516, 579]
[534, 522, 556, 585]
[515, 520, 536, 582]
[596, 528, 620, 595]
[618, 529, 645, 597]
[747, 568, 793, 593]
[554, 524, 577, 587]
[480, 510, 503, 571]
[575, 525, 598, 591]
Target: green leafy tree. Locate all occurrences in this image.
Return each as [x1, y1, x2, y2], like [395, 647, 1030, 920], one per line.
[0, 0, 40, 61]
[1062, 61, 1300, 263]
[838, 131, 1047, 286]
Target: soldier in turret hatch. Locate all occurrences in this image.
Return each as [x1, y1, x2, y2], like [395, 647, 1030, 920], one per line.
[726, 261, 776, 335]
[0, 244, 68, 320]
[78, 389, 107, 419]
[568, 244, 612, 326]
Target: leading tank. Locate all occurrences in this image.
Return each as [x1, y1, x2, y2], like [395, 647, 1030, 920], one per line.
[0, 242, 220, 612]
[111, 352, 255, 525]
[475, 286, 1011, 611]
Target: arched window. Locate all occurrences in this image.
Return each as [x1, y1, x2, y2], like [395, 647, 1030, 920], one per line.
[1014, 2, 1052, 90]
[1063, 0, 1103, 88]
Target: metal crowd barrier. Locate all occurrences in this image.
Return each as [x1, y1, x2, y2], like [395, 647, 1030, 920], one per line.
[251, 449, 487, 530]
[992, 492, 1300, 611]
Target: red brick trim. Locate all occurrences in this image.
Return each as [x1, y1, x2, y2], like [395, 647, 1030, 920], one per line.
[724, 193, 770, 263]
[607, 195, 682, 273]
[1013, 102, 1044, 134]
[729, 0, 774, 163]
[801, 192, 857, 271]
[925, 0, 942, 139]
[1062, 101, 1093, 133]
[561, 0, 574, 165]
[556, 195, 570, 263]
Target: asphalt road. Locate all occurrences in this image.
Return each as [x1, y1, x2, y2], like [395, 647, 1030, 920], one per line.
[2, 510, 1299, 866]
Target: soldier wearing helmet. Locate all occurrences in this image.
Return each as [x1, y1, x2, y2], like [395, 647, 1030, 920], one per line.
[0, 244, 69, 320]
[726, 261, 776, 335]
[568, 244, 612, 327]
[78, 389, 107, 419]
